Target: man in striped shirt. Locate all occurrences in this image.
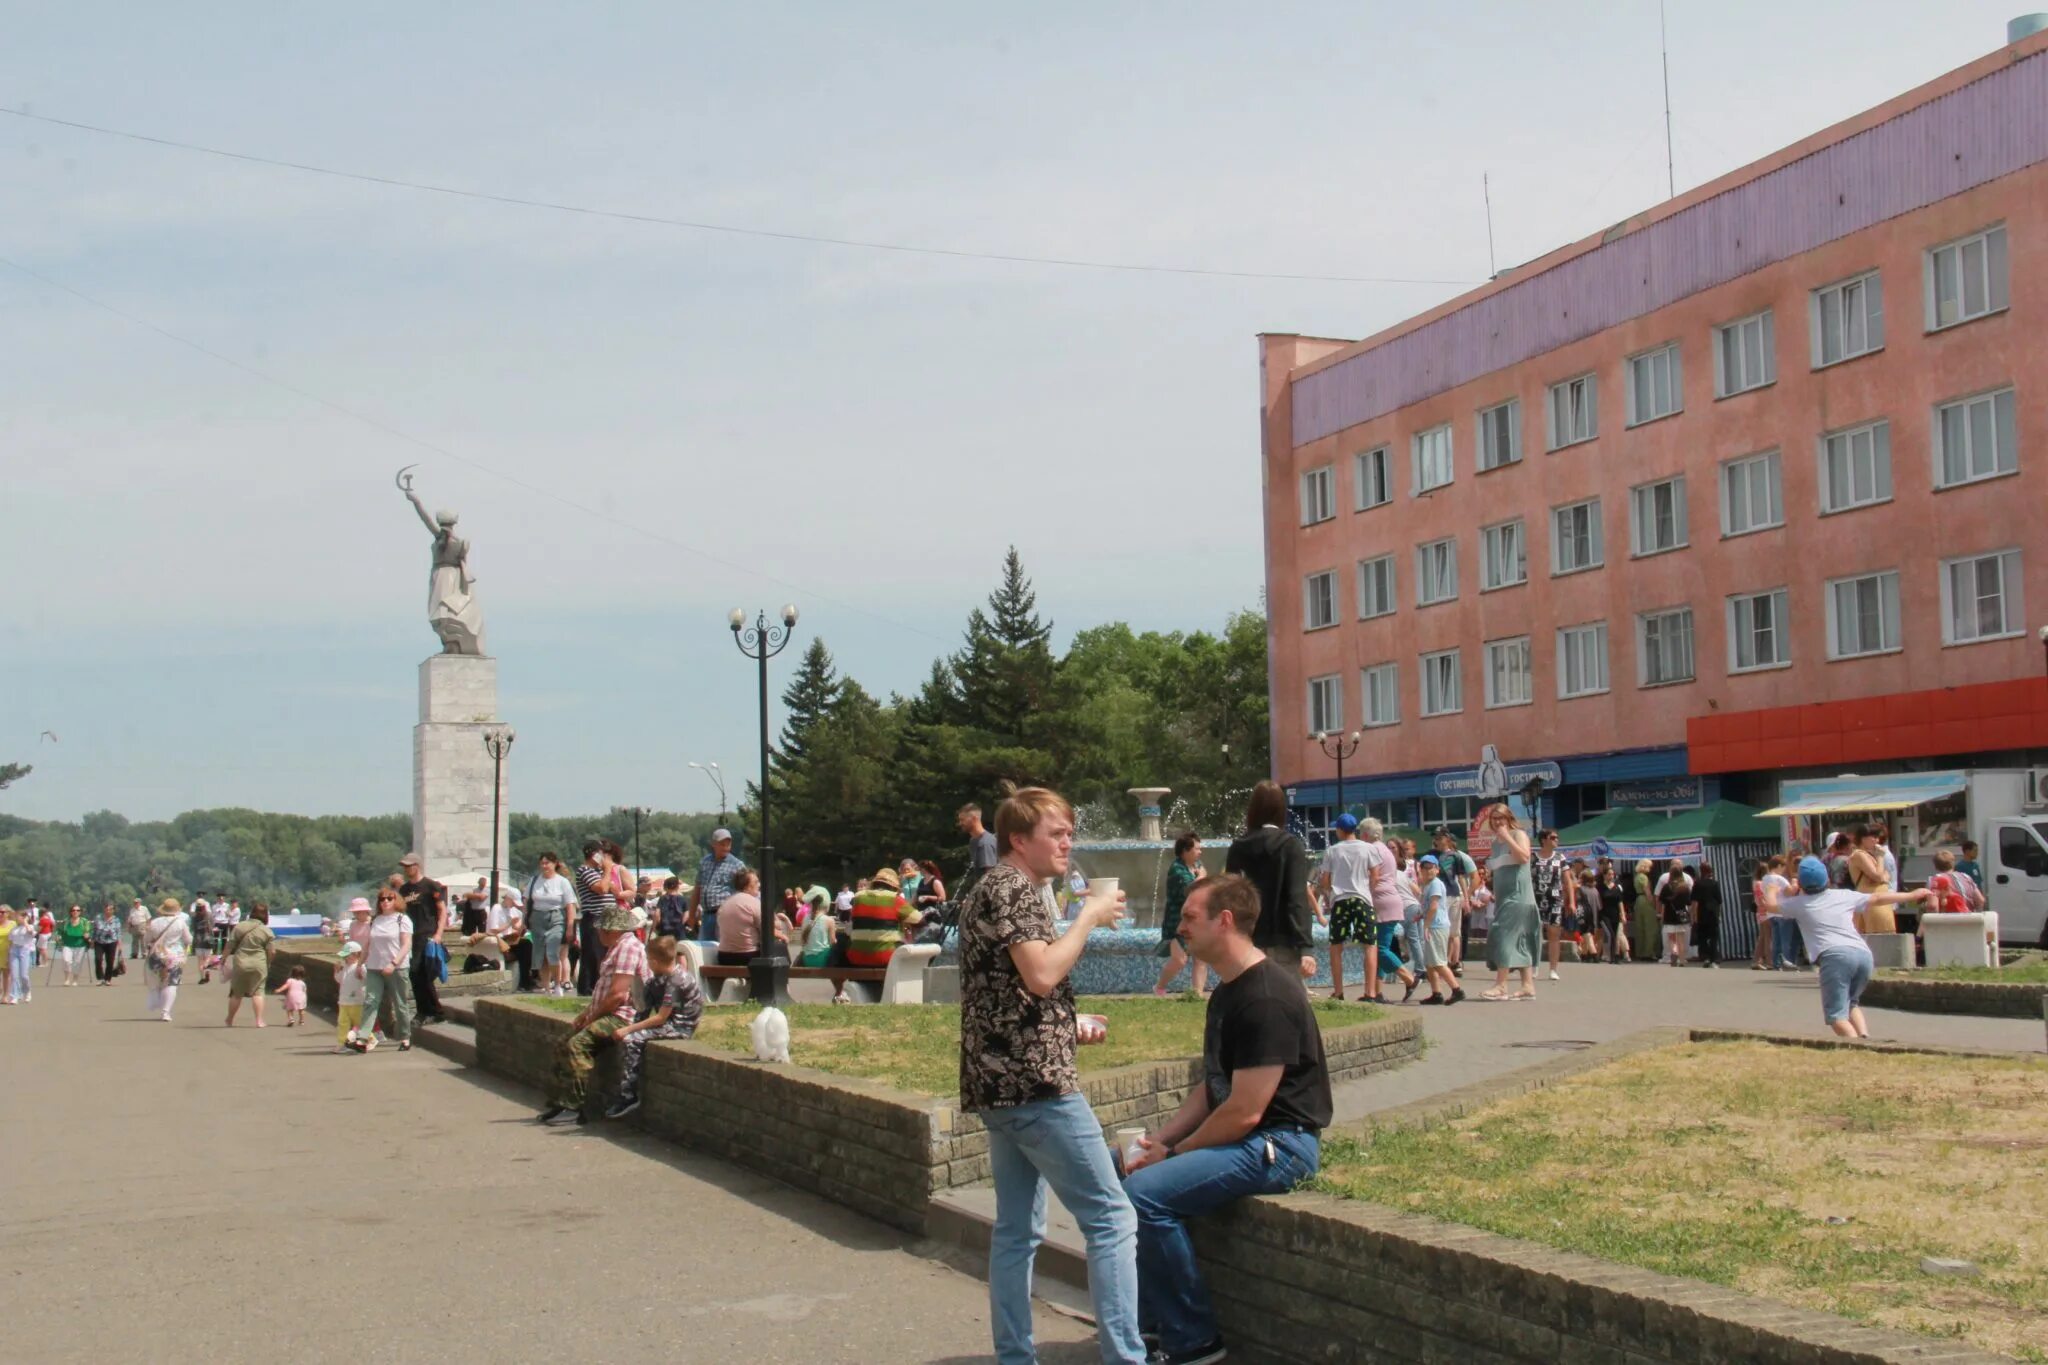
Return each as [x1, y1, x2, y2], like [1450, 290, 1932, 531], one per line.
[847, 866, 922, 969]
[574, 837, 616, 997]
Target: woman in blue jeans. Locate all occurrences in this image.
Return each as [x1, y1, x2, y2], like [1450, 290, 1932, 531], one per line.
[956, 788, 1145, 1365]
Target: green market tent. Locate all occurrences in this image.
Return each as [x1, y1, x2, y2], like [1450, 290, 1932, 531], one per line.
[1548, 808, 1657, 846]
[1622, 799, 1780, 842]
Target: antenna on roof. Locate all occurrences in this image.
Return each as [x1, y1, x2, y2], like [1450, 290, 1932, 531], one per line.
[1483, 173, 1497, 277]
[1660, 0, 1676, 198]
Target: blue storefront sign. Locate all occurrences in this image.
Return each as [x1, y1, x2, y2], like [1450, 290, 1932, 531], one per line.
[1609, 776, 1704, 810]
[1433, 762, 1562, 798]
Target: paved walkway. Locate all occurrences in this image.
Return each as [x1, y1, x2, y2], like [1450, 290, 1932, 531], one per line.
[1, 977, 1097, 1364]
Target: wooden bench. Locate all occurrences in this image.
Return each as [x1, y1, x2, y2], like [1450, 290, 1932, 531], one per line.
[699, 964, 882, 1004]
[696, 943, 940, 1004]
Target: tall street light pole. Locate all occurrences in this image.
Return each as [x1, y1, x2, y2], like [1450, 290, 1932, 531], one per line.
[730, 605, 798, 1008]
[482, 728, 516, 916]
[689, 761, 729, 824]
[1313, 729, 1362, 829]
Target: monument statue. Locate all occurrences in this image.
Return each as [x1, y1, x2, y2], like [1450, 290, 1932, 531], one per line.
[396, 465, 486, 656]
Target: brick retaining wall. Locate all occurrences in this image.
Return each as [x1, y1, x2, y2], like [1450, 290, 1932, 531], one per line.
[471, 998, 1421, 1235]
[268, 940, 515, 1006]
[1187, 1191, 2013, 1365]
[1863, 975, 2046, 1019]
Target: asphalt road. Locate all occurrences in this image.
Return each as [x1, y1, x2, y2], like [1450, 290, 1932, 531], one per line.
[0, 974, 1098, 1364]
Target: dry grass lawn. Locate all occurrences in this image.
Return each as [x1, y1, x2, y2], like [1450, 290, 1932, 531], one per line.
[1317, 1041, 2048, 1361]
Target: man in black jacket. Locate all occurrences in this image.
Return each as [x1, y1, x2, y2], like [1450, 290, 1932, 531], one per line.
[1222, 780, 1315, 978]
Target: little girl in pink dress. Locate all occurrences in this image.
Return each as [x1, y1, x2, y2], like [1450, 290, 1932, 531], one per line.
[273, 965, 310, 1026]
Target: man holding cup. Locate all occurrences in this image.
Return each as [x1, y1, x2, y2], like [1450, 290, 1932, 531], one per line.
[1121, 873, 1332, 1365]
[957, 785, 1145, 1365]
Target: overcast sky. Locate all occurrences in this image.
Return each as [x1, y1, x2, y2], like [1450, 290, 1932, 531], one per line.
[0, 1, 2026, 821]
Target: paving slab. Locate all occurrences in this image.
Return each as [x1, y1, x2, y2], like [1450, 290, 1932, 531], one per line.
[0, 976, 1099, 1364]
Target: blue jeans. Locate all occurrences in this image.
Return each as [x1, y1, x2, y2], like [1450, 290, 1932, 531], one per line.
[7, 945, 31, 999]
[1374, 920, 1407, 974]
[1126, 1128, 1320, 1354]
[979, 1090, 1144, 1365]
[1771, 917, 1806, 969]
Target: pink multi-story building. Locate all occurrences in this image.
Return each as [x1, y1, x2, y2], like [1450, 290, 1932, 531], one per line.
[1260, 25, 2048, 838]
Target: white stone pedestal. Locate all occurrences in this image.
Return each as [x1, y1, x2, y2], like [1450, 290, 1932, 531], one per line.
[413, 655, 508, 888]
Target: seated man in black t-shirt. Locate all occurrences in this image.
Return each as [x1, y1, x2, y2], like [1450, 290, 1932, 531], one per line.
[1121, 874, 1332, 1365]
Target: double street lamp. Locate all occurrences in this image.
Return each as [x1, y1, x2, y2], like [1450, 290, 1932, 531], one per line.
[730, 604, 799, 1008]
[688, 761, 729, 824]
[1312, 728, 1362, 828]
[482, 728, 516, 915]
[613, 805, 650, 884]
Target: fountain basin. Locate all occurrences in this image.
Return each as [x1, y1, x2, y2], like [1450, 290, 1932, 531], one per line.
[1054, 919, 1339, 995]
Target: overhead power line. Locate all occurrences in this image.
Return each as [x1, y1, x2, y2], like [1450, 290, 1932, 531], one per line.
[0, 250, 955, 645]
[0, 106, 1480, 288]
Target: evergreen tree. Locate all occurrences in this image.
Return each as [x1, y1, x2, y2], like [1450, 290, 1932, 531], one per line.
[777, 638, 842, 768]
[951, 546, 1056, 747]
[0, 762, 28, 792]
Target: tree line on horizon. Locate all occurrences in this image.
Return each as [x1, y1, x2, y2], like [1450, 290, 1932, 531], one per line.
[0, 549, 1269, 908]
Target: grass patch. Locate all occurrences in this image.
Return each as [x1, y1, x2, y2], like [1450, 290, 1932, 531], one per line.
[1880, 960, 2048, 985]
[519, 993, 1376, 1097]
[1315, 1041, 2048, 1361]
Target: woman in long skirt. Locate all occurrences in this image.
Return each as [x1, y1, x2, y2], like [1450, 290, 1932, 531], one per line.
[1630, 858, 1661, 961]
[1481, 805, 1539, 1000]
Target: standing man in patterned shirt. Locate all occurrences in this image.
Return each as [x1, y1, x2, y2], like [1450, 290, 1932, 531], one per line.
[688, 828, 746, 944]
[956, 786, 1144, 1365]
[1529, 829, 1573, 983]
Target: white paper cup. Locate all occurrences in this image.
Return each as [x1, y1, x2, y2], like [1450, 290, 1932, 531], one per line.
[1088, 876, 1120, 898]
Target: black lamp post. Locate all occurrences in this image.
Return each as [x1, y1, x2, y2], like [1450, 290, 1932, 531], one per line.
[614, 805, 649, 884]
[730, 604, 798, 1008]
[2038, 624, 2048, 679]
[1313, 728, 1362, 826]
[482, 728, 515, 915]
[688, 761, 729, 824]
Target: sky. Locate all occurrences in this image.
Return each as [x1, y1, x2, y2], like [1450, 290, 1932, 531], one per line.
[0, 1, 2029, 821]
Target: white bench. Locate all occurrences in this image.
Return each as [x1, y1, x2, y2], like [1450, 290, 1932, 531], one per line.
[1921, 912, 1999, 968]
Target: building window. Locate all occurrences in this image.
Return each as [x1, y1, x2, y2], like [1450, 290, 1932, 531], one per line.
[1480, 519, 1527, 591]
[1476, 398, 1521, 471]
[1625, 342, 1682, 425]
[1825, 571, 1901, 658]
[1362, 662, 1399, 727]
[1637, 607, 1696, 686]
[1419, 795, 1476, 838]
[1557, 622, 1609, 698]
[1720, 450, 1783, 537]
[1412, 424, 1454, 493]
[1941, 549, 2022, 645]
[1551, 498, 1603, 576]
[1299, 465, 1335, 525]
[1420, 649, 1462, 716]
[1727, 588, 1790, 672]
[1484, 636, 1533, 709]
[1307, 674, 1342, 735]
[1934, 387, 2018, 489]
[1547, 373, 1597, 449]
[1811, 270, 1883, 367]
[1303, 570, 1337, 630]
[1630, 476, 1688, 556]
[1357, 555, 1396, 619]
[1819, 420, 1892, 514]
[1925, 224, 2008, 331]
[1714, 310, 1775, 397]
[1354, 446, 1392, 510]
[1415, 537, 1458, 606]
